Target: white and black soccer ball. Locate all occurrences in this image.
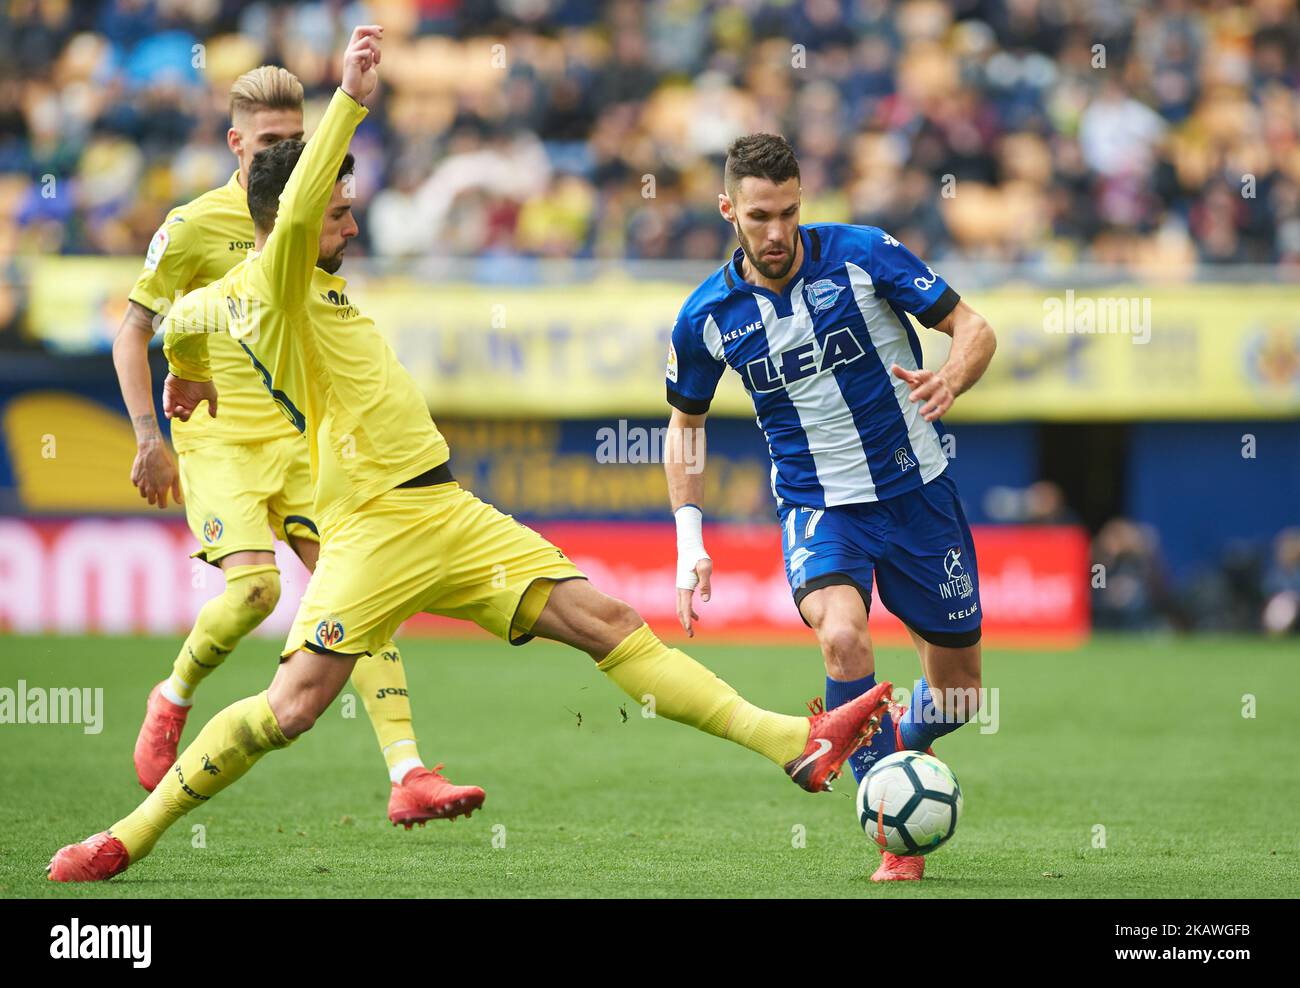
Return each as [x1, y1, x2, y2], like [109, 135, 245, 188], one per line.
[856, 751, 962, 856]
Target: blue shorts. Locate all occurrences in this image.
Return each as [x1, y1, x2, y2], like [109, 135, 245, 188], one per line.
[778, 472, 982, 647]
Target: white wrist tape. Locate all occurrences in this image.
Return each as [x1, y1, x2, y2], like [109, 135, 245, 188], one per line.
[674, 504, 709, 590]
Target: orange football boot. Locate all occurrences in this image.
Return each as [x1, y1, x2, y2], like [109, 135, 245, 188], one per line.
[133, 682, 190, 792]
[388, 764, 485, 829]
[48, 832, 130, 883]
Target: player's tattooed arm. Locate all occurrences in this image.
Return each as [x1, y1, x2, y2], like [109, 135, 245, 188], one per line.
[666, 407, 712, 637]
[112, 300, 183, 509]
[892, 301, 996, 422]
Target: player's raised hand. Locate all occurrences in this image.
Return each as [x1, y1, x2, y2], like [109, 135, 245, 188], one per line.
[162, 373, 218, 423]
[676, 556, 712, 638]
[341, 25, 383, 104]
[891, 363, 954, 422]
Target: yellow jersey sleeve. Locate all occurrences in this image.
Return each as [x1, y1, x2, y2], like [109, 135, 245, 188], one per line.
[255, 88, 367, 311]
[128, 209, 207, 316]
[162, 285, 223, 381]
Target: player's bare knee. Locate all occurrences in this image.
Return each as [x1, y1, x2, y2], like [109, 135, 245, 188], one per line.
[816, 623, 872, 680]
[272, 694, 321, 739]
[601, 597, 644, 645]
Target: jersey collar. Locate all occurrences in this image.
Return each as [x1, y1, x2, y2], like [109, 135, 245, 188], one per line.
[312, 266, 348, 293]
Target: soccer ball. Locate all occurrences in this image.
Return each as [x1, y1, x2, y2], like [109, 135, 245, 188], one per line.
[856, 751, 962, 856]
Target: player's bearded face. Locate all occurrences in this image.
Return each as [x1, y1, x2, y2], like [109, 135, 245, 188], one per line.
[729, 177, 801, 281]
[316, 182, 358, 275]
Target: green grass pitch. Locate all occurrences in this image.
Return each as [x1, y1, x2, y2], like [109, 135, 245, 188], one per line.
[1, 633, 1297, 898]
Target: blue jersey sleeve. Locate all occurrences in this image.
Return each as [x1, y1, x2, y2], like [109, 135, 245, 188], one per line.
[666, 306, 725, 415]
[868, 230, 960, 328]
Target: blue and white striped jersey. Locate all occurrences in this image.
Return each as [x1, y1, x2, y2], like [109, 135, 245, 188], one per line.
[667, 224, 959, 508]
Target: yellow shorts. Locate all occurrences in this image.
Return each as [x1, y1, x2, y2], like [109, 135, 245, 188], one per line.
[179, 435, 319, 565]
[284, 482, 585, 657]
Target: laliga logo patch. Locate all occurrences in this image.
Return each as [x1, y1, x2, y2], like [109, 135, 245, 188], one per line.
[666, 340, 678, 383]
[143, 226, 170, 271]
[315, 618, 345, 648]
[804, 278, 845, 313]
[202, 516, 224, 544]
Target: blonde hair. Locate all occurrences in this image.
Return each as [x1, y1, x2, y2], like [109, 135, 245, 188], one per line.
[229, 65, 304, 119]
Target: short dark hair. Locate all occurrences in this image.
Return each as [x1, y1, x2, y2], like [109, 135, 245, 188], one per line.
[724, 133, 800, 198]
[247, 140, 355, 232]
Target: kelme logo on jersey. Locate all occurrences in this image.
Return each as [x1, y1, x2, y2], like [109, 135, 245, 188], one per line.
[315, 618, 345, 649]
[202, 516, 223, 544]
[804, 278, 846, 313]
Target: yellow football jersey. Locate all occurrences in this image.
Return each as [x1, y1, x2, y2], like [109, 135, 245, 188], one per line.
[164, 89, 450, 535]
[129, 170, 300, 452]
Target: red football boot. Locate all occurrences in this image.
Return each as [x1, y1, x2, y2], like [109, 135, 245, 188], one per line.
[784, 681, 892, 793]
[871, 851, 925, 882]
[133, 682, 189, 792]
[388, 764, 486, 829]
[48, 832, 130, 883]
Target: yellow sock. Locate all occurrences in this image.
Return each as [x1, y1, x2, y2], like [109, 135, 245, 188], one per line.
[168, 564, 280, 701]
[596, 624, 809, 766]
[110, 691, 291, 861]
[350, 641, 423, 783]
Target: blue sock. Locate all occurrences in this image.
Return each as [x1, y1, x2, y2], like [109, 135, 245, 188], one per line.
[899, 677, 969, 751]
[825, 674, 897, 784]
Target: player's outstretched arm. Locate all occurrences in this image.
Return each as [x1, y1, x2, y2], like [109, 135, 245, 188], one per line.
[665, 407, 712, 637]
[258, 25, 381, 307]
[891, 300, 997, 421]
[112, 300, 183, 509]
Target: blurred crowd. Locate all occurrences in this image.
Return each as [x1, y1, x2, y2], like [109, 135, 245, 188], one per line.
[2, 0, 1300, 271]
[1091, 519, 1300, 635]
[991, 481, 1300, 635]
